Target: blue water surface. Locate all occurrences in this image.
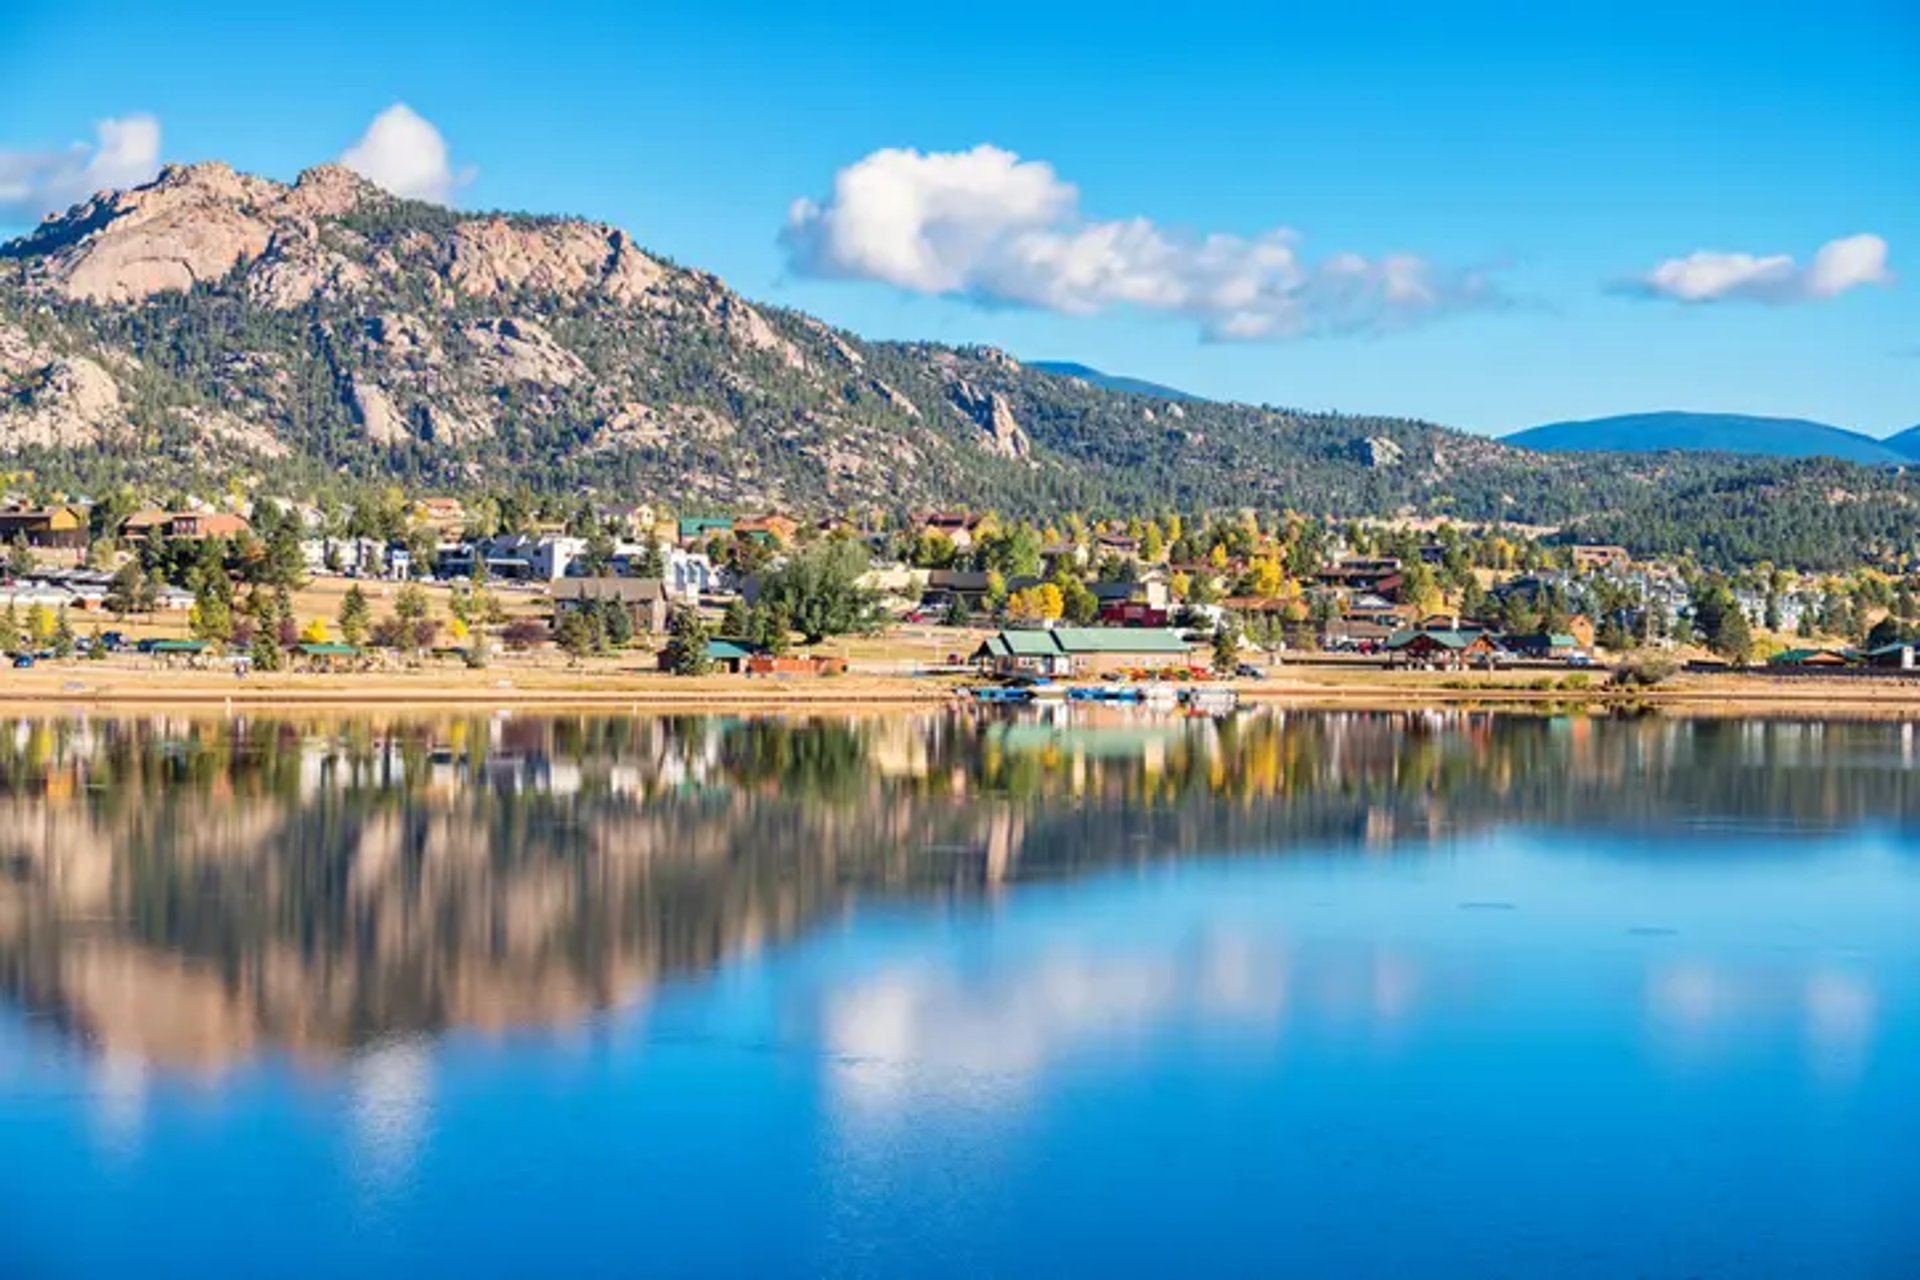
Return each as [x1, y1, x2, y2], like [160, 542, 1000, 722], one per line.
[0, 711, 1916, 1277]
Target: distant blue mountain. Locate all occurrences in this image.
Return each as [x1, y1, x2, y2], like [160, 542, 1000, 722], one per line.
[1030, 360, 1203, 402]
[1506, 411, 1915, 465]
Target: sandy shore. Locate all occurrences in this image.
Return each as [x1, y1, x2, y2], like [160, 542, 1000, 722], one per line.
[4, 656, 1920, 716]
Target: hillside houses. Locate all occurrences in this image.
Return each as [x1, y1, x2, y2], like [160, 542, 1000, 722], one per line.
[0, 505, 89, 549]
[120, 510, 252, 542]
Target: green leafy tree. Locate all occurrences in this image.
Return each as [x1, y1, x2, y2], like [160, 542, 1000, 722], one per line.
[105, 560, 155, 618]
[394, 582, 430, 626]
[755, 541, 876, 643]
[1059, 575, 1100, 625]
[188, 576, 235, 643]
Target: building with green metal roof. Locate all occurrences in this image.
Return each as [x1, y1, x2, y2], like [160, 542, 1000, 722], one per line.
[677, 516, 735, 544]
[971, 626, 1197, 677]
[1384, 628, 1502, 668]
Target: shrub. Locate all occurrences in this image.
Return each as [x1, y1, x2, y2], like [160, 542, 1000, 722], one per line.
[1609, 654, 1679, 688]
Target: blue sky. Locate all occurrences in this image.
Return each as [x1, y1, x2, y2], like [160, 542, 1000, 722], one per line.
[2, 0, 1915, 434]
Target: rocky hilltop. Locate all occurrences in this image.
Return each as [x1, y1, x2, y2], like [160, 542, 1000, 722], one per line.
[2, 161, 1917, 561]
[0, 159, 1560, 515]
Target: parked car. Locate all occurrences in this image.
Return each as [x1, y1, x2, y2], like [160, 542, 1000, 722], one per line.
[11, 654, 34, 669]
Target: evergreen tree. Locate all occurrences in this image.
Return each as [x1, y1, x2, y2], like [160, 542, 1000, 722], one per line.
[756, 603, 792, 656]
[249, 627, 285, 672]
[601, 598, 634, 648]
[662, 605, 713, 675]
[555, 608, 598, 662]
[636, 538, 666, 579]
[337, 583, 373, 646]
[1211, 620, 1240, 674]
[1715, 608, 1755, 664]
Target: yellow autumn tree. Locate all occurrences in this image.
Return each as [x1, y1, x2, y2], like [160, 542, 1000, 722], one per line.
[25, 602, 54, 647]
[1005, 584, 1064, 624]
[1247, 556, 1284, 598]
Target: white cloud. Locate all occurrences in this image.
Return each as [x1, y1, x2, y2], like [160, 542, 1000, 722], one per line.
[783, 144, 1495, 340]
[1633, 233, 1891, 304]
[0, 114, 163, 224]
[340, 103, 471, 204]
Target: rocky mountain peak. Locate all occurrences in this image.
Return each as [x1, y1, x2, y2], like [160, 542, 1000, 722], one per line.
[286, 163, 382, 217]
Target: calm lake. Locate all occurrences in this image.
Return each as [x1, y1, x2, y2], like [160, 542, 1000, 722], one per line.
[1, 708, 1916, 1277]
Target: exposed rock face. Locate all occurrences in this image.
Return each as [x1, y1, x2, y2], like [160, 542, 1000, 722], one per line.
[419, 401, 485, 447]
[280, 163, 375, 219]
[15, 163, 278, 303]
[949, 380, 1032, 460]
[365, 311, 441, 364]
[2, 162, 388, 307]
[180, 405, 291, 459]
[1, 353, 125, 448]
[462, 317, 585, 387]
[448, 218, 656, 300]
[245, 220, 372, 308]
[869, 378, 920, 417]
[1357, 435, 1405, 468]
[349, 376, 406, 445]
[0, 157, 1579, 521]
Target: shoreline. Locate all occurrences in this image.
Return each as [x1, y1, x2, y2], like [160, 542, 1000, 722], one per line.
[4, 665, 1920, 716]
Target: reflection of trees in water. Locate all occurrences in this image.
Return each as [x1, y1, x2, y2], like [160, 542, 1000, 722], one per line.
[0, 710, 1914, 1068]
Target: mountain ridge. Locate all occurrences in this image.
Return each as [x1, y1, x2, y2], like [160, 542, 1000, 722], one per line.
[1506, 411, 1916, 465]
[1026, 361, 1203, 402]
[5, 161, 1920, 568]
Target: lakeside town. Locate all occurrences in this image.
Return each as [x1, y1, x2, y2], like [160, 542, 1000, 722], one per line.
[0, 483, 1917, 698]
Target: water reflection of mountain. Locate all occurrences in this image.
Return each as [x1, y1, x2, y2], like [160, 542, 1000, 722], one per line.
[0, 709, 1914, 1069]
